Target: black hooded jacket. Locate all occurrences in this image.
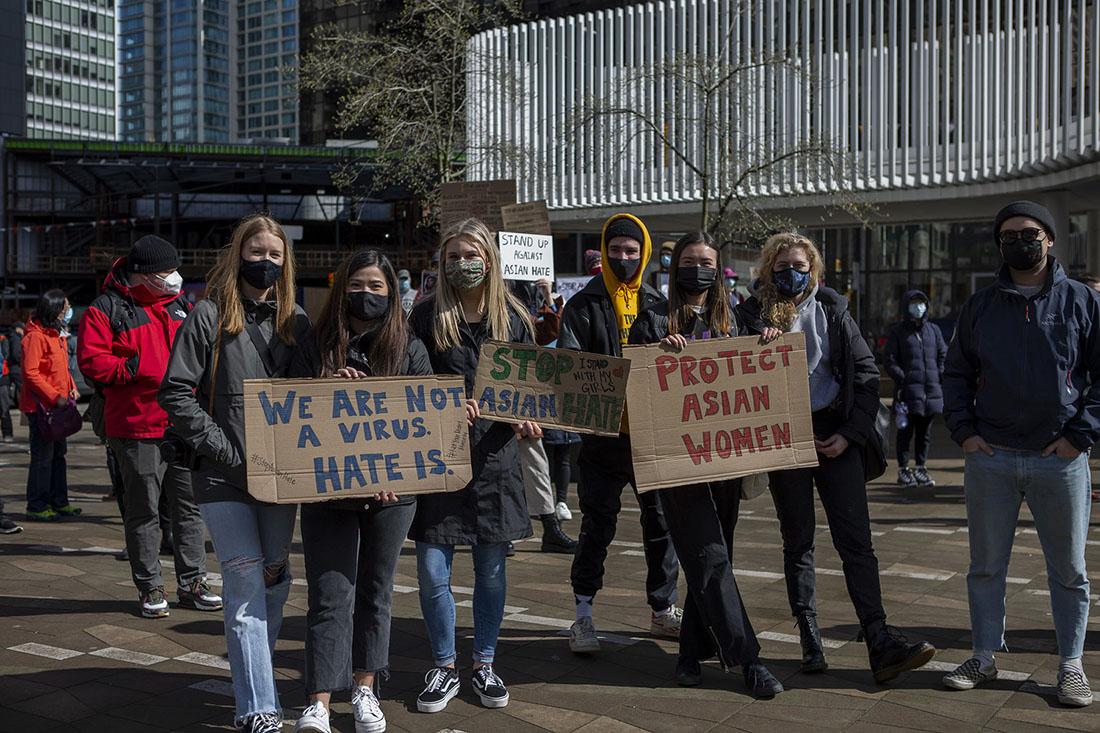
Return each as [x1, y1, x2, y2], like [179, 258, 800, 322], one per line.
[883, 289, 947, 417]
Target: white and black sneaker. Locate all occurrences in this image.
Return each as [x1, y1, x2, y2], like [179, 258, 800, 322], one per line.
[416, 667, 459, 714]
[1058, 668, 1094, 707]
[140, 587, 170, 619]
[942, 657, 998, 690]
[294, 702, 330, 733]
[241, 711, 283, 733]
[352, 684, 386, 732]
[569, 616, 600, 654]
[913, 466, 936, 487]
[472, 665, 509, 709]
[178, 579, 223, 611]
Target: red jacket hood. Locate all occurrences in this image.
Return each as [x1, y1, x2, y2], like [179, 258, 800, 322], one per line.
[104, 257, 180, 308]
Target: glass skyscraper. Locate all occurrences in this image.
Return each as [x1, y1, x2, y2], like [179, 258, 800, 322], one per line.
[24, 0, 116, 139]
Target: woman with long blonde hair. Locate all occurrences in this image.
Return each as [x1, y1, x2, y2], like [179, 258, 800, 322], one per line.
[159, 214, 312, 733]
[737, 232, 936, 685]
[407, 217, 536, 715]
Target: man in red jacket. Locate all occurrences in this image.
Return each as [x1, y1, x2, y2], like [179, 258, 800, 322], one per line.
[79, 236, 220, 619]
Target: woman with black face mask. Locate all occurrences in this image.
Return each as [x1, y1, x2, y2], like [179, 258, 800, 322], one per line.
[289, 249, 433, 733]
[628, 232, 783, 699]
[737, 233, 937, 686]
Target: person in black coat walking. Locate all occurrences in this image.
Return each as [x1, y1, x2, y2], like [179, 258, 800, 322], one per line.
[884, 289, 947, 488]
[407, 217, 536, 716]
[738, 233, 936, 685]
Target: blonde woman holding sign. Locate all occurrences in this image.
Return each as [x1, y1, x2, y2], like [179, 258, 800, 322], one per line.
[159, 215, 312, 733]
[737, 233, 936, 684]
[407, 217, 536, 715]
[628, 231, 783, 699]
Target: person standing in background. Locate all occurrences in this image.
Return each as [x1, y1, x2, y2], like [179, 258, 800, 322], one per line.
[397, 268, 418, 314]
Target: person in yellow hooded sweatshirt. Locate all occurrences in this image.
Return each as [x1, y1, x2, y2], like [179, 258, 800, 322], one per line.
[558, 213, 682, 654]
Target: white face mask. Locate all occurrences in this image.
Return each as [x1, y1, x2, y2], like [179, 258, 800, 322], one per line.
[147, 271, 183, 295]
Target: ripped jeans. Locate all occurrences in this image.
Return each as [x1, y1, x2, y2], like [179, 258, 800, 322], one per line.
[200, 500, 297, 725]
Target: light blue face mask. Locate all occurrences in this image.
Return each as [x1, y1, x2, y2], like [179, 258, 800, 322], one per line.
[908, 302, 928, 319]
[61, 307, 73, 325]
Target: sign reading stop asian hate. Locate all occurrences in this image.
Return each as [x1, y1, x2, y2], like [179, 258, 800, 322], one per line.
[473, 340, 629, 436]
[624, 333, 818, 492]
[243, 376, 473, 503]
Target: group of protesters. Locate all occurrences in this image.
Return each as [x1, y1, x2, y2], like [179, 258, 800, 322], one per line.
[1, 197, 1095, 732]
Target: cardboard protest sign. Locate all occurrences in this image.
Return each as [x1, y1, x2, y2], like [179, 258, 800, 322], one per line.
[244, 376, 473, 504]
[438, 179, 517, 232]
[500, 200, 551, 235]
[498, 231, 555, 282]
[556, 275, 591, 303]
[624, 333, 817, 492]
[473, 340, 629, 436]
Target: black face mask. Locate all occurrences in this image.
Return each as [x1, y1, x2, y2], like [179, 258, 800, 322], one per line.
[607, 256, 640, 282]
[676, 266, 717, 294]
[347, 291, 389, 322]
[1000, 241, 1045, 271]
[240, 259, 282, 290]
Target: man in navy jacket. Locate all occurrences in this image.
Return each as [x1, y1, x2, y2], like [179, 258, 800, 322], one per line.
[942, 201, 1100, 706]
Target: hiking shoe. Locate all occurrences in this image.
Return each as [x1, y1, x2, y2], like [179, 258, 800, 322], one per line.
[675, 658, 702, 687]
[416, 667, 459, 714]
[1058, 669, 1094, 707]
[865, 621, 936, 683]
[569, 616, 600, 654]
[178, 579, 223, 611]
[53, 504, 82, 517]
[25, 508, 58, 522]
[241, 712, 283, 733]
[472, 664, 509, 708]
[541, 516, 578, 554]
[0, 516, 23, 534]
[352, 684, 386, 732]
[896, 468, 917, 488]
[743, 661, 784, 699]
[295, 702, 330, 733]
[651, 605, 683, 639]
[140, 587, 170, 619]
[796, 612, 828, 673]
[555, 501, 573, 521]
[913, 466, 936, 487]
[942, 657, 998, 690]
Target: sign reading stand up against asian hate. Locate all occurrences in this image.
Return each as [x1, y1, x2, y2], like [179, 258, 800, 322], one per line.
[473, 340, 629, 437]
[243, 376, 472, 503]
[498, 231, 555, 282]
[624, 333, 818, 493]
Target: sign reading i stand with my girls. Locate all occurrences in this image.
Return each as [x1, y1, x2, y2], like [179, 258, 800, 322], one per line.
[243, 376, 473, 503]
[624, 333, 818, 492]
[473, 340, 629, 436]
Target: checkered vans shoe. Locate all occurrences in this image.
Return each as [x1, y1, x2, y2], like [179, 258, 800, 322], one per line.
[942, 657, 998, 690]
[1058, 669, 1093, 707]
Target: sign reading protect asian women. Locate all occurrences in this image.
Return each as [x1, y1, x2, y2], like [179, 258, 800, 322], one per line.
[624, 334, 818, 492]
[243, 376, 472, 503]
[473, 340, 629, 437]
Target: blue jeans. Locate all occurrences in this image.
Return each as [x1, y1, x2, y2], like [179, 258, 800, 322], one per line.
[416, 541, 509, 667]
[200, 501, 297, 724]
[964, 449, 1091, 658]
[25, 414, 68, 513]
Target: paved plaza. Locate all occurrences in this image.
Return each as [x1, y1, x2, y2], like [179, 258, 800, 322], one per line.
[1, 422, 1099, 732]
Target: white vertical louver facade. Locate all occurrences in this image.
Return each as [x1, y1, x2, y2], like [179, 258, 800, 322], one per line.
[467, 0, 1100, 212]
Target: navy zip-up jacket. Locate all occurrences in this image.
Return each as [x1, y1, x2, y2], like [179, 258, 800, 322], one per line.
[943, 257, 1100, 452]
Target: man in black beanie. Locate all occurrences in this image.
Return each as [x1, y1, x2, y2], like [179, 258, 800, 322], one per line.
[943, 200, 1098, 706]
[78, 235, 220, 619]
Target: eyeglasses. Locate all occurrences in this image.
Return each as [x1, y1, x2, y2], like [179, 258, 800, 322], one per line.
[997, 228, 1048, 245]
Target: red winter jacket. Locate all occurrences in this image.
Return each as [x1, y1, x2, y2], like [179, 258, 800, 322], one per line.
[78, 259, 191, 439]
[20, 319, 76, 414]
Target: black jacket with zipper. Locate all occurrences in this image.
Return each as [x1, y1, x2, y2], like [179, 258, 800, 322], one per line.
[943, 257, 1100, 452]
[558, 274, 665, 358]
[738, 286, 880, 447]
[158, 298, 312, 504]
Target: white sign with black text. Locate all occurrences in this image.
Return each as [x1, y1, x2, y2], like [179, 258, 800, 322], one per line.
[498, 231, 555, 283]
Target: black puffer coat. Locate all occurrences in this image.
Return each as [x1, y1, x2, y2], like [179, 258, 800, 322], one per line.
[883, 289, 947, 417]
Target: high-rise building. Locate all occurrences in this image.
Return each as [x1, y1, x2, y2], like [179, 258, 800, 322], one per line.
[237, 0, 300, 141]
[0, 4, 25, 137]
[24, 0, 116, 139]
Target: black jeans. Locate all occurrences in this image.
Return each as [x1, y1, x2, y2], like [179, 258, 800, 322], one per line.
[25, 414, 68, 513]
[767, 410, 886, 629]
[0, 380, 13, 438]
[302, 499, 416, 693]
[661, 480, 761, 668]
[570, 434, 679, 612]
[546, 442, 575, 505]
[896, 412, 934, 467]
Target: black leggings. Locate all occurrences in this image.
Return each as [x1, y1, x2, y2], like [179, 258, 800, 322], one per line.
[896, 412, 934, 467]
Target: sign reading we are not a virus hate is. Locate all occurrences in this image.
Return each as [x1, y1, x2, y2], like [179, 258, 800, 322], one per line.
[473, 340, 629, 436]
[625, 333, 818, 492]
[243, 376, 473, 503]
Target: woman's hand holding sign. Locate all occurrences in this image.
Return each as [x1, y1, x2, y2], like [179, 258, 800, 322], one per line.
[513, 421, 543, 439]
[758, 327, 783, 345]
[465, 399, 480, 426]
[335, 367, 369, 380]
[660, 334, 689, 353]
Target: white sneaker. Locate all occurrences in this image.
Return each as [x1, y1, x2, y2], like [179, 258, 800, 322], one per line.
[295, 702, 330, 733]
[352, 685, 387, 732]
[555, 501, 573, 521]
[569, 616, 600, 654]
[650, 605, 683, 639]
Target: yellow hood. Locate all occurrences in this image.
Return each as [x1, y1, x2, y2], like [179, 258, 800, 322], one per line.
[600, 213, 652, 291]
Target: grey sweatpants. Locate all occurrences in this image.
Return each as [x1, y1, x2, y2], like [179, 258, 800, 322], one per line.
[518, 437, 555, 516]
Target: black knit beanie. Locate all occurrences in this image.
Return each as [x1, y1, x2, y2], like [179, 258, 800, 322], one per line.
[604, 216, 646, 245]
[128, 235, 180, 273]
[994, 201, 1057, 242]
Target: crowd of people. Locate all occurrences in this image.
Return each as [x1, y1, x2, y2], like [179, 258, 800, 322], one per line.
[0, 198, 1095, 732]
